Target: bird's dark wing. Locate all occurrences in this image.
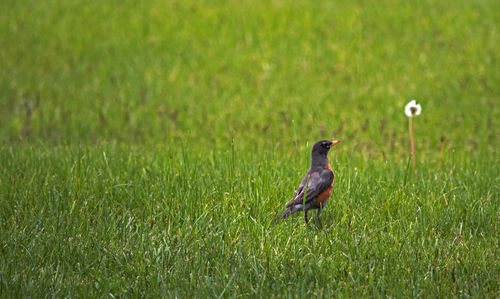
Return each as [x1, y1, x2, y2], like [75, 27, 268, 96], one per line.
[303, 169, 334, 204]
[286, 168, 333, 207]
[285, 172, 310, 208]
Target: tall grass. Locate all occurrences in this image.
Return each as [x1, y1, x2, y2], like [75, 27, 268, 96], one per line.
[1, 144, 498, 296]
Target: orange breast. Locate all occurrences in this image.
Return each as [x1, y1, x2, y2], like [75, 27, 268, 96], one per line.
[317, 163, 334, 205]
[327, 163, 334, 187]
[317, 186, 333, 205]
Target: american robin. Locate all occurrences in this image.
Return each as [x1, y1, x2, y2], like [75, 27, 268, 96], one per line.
[277, 140, 340, 225]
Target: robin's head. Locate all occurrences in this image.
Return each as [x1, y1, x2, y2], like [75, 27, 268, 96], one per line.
[312, 140, 340, 156]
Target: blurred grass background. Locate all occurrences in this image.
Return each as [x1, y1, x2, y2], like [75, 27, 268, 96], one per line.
[0, 0, 499, 297]
[1, 0, 498, 152]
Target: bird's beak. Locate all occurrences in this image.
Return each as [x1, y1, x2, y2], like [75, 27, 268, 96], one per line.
[330, 140, 340, 146]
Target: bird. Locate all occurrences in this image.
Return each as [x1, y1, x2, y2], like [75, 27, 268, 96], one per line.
[276, 140, 340, 225]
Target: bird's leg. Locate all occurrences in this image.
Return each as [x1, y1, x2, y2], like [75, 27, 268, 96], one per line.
[304, 210, 309, 223]
[317, 208, 322, 227]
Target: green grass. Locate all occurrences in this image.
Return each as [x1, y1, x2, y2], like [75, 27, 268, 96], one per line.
[1, 0, 499, 297]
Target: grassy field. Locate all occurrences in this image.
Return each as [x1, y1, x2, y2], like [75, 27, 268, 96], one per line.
[1, 0, 499, 297]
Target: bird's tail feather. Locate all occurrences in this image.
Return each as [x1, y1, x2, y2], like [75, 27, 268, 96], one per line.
[282, 208, 294, 219]
[274, 205, 302, 223]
